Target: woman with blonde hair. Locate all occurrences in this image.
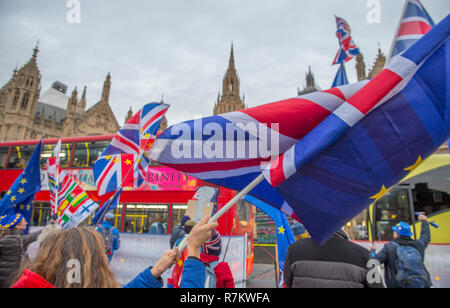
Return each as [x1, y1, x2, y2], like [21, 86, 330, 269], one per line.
[12, 216, 218, 288]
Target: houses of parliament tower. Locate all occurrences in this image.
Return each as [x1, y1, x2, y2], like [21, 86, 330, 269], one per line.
[213, 44, 246, 115]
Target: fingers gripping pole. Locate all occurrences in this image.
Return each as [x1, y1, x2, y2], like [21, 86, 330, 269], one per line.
[176, 174, 265, 257]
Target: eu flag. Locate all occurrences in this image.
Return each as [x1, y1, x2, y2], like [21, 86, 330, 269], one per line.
[91, 188, 122, 226]
[244, 195, 295, 287]
[0, 141, 42, 232]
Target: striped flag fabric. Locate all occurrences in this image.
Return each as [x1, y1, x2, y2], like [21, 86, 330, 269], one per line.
[389, 0, 435, 59]
[262, 15, 449, 243]
[150, 82, 369, 222]
[331, 64, 349, 88]
[332, 16, 360, 65]
[91, 188, 122, 226]
[56, 170, 99, 228]
[47, 140, 61, 215]
[152, 15, 449, 244]
[94, 102, 169, 195]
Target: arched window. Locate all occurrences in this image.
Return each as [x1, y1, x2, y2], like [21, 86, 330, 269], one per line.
[21, 92, 30, 109]
[12, 90, 20, 107]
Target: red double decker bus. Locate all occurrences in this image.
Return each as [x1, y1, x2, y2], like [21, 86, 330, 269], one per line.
[0, 135, 255, 274]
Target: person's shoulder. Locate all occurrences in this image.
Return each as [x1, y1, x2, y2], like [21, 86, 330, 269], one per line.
[286, 238, 318, 257]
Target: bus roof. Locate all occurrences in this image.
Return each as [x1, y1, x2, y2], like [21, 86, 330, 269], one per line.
[0, 135, 115, 147]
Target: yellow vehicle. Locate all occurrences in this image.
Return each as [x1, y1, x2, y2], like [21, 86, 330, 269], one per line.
[347, 154, 450, 244]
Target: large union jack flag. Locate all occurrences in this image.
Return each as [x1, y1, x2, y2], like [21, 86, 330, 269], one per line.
[332, 16, 360, 65]
[151, 15, 449, 244]
[94, 103, 169, 195]
[389, 0, 435, 59]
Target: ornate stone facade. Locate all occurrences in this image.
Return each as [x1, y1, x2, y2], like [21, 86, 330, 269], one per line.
[0, 45, 121, 142]
[213, 44, 246, 115]
[355, 47, 387, 81]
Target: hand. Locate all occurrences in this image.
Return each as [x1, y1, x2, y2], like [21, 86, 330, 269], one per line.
[150, 248, 179, 278]
[418, 214, 428, 222]
[186, 216, 219, 258]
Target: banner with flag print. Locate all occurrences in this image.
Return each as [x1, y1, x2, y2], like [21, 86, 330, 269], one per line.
[389, 0, 435, 60]
[94, 102, 169, 196]
[0, 141, 42, 233]
[56, 170, 99, 228]
[151, 15, 449, 244]
[332, 16, 360, 65]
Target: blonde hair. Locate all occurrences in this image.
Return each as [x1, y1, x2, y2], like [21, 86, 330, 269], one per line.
[27, 226, 118, 288]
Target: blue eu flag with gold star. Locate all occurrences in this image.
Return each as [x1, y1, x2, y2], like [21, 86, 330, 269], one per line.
[0, 141, 42, 232]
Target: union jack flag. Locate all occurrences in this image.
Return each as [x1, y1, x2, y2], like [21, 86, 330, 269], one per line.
[388, 0, 435, 59]
[332, 16, 360, 65]
[151, 15, 450, 244]
[94, 103, 169, 196]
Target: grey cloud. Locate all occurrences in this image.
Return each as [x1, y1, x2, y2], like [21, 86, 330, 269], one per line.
[0, 0, 449, 127]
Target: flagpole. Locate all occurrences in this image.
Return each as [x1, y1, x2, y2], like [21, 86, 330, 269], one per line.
[387, 0, 409, 64]
[54, 140, 61, 216]
[176, 174, 265, 257]
[94, 105, 169, 226]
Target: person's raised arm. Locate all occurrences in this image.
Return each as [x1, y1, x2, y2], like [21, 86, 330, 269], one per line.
[180, 216, 219, 288]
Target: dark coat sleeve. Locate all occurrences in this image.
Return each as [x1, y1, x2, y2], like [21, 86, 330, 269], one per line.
[284, 246, 293, 288]
[374, 244, 389, 265]
[22, 230, 42, 249]
[417, 221, 430, 252]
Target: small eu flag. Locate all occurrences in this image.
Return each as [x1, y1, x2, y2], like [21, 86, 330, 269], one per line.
[0, 141, 42, 232]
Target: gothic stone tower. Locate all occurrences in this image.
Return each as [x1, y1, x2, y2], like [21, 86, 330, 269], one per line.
[213, 44, 246, 115]
[0, 45, 41, 141]
[355, 46, 387, 81]
[298, 66, 320, 95]
[0, 45, 122, 141]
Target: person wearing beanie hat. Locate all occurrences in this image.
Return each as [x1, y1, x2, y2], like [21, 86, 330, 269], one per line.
[96, 212, 120, 263]
[200, 231, 235, 288]
[372, 214, 432, 288]
[169, 216, 191, 250]
[0, 214, 42, 288]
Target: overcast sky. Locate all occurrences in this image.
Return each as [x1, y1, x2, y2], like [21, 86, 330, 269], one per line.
[0, 0, 448, 127]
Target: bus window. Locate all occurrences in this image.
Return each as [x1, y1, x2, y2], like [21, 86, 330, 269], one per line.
[31, 202, 52, 227]
[40, 143, 73, 168]
[171, 204, 187, 233]
[373, 187, 411, 241]
[72, 141, 109, 168]
[123, 204, 169, 234]
[7, 145, 37, 169]
[0, 147, 9, 169]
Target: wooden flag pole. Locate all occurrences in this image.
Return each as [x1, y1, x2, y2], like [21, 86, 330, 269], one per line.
[176, 174, 265, 257]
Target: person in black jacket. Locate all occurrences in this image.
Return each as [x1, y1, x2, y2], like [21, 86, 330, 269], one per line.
[372, 214, 432, 288]
[284, 229, 384, 288]
[0, 213, 42, 288]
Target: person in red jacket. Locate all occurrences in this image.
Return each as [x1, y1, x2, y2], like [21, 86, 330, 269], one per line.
[201, 230, 235, 288]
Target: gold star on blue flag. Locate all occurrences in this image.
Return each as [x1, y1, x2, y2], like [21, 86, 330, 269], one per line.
[0, 141, 42, 233]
